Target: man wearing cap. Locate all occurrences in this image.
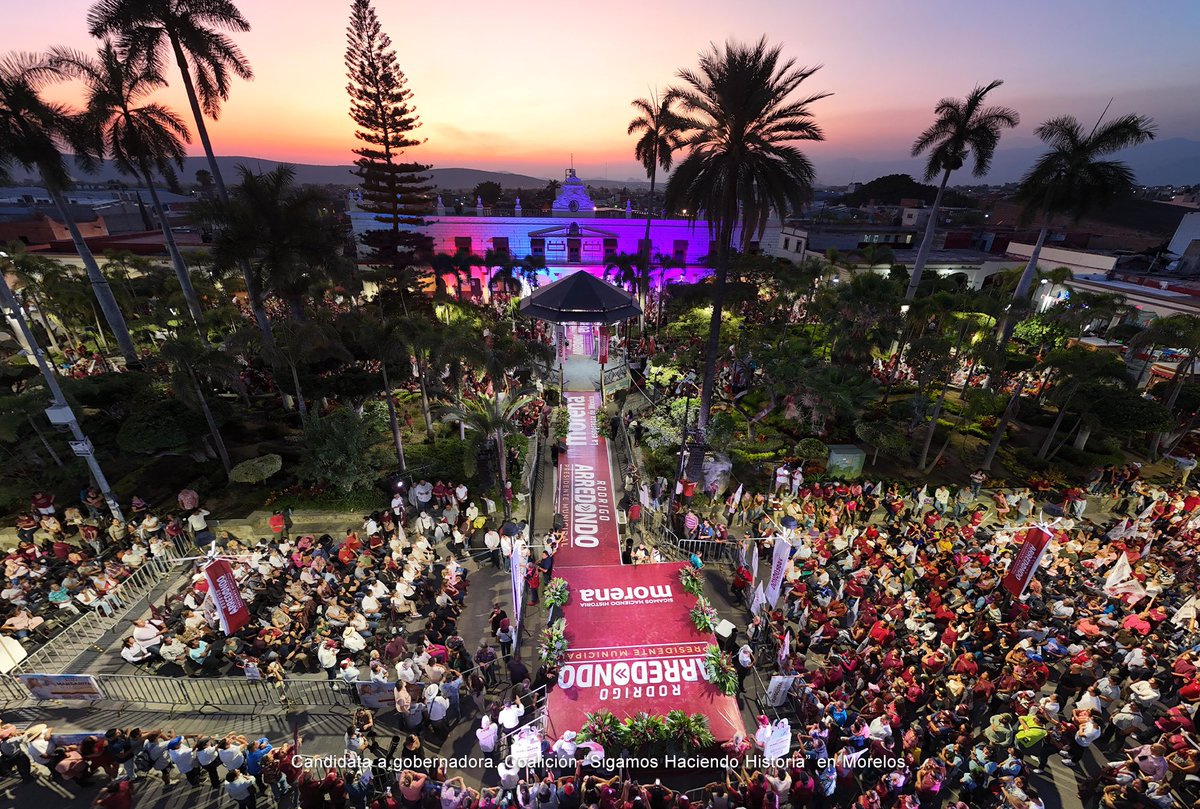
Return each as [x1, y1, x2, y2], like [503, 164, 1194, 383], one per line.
[167, 734, 202, 786]
[476, 716, 498, 757]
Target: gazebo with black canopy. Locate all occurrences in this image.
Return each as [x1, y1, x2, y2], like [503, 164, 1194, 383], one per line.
[517, 270, 641, 324]
[518, 271, 641, 398]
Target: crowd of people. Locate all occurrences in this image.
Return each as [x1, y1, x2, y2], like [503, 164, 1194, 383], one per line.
[685, 461, 1200, 809]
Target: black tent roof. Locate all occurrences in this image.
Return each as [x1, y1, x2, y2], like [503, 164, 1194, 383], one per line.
[518, 271, 641, 324]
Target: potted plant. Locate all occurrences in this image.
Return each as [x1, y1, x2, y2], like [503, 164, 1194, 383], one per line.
[665, 710, 716, 752]
[679, 567, 704, 597]
[689, 596, 720, 634]
[579, 709, 621, 750]
[538, 618, 569, 666]
[703, 644, 739, 696]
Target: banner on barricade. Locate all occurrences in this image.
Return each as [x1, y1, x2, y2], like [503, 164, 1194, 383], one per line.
[356, 681, 397, 710]
[19, 673, 105, 701]
[764, 675, 796, 708]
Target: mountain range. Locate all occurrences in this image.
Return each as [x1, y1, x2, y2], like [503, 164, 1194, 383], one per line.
[43, 137, 1200, 191]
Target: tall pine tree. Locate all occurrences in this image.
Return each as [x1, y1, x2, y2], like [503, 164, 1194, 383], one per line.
[345, 0, 433, 297]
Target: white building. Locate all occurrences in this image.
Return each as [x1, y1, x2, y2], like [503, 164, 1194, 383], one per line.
[346, 169, 784, 286]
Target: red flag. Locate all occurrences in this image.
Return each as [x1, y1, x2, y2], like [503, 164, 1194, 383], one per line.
[203, 558, 250, 635]
[1001, 527, 1053, 597]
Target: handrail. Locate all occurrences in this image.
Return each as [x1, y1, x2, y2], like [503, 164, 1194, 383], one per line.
[12, 535, 194, 675]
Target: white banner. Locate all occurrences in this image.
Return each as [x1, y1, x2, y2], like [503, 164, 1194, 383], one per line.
[749, 583, 765, 616]
[20, 674, 105, 701]
[1172, 596, 1199, 627]
[765, 538, 790, 608]
[762, 719, 792, 761]
[764, 675, 796, 708]
[510, 545, 525, 649]
[778, 631, 791, 667]
[750, 541, 760, 588]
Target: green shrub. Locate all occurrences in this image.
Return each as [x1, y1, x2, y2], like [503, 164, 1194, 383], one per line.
[403, 437, 470, 482]
[229, 454, 283, 484]
[116, 400, 204, 454]
[795, 437, 828, 460]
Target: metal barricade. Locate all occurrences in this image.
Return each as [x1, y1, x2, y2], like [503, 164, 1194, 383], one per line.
[0, 673, 28, 704]
[14, 548, 192, 675]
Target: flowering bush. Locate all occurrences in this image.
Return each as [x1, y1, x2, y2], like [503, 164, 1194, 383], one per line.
[543, 578, 570, 608]
[620, 712, 668, 752]
[665, 710, 715, 751]
[689, 596, 719, 634]
[679, 567, 704, 597]
[703, 644, 739, 696]
[579, 709, 620, 748]
[538, 618, 569, 666]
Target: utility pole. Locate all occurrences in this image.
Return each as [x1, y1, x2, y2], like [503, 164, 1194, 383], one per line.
[0, 252, 124, 521]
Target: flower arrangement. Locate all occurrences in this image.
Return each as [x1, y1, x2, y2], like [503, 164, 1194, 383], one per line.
[620, 712, 668, 752]
[579, 709, 621, 749]
[689, 596, 720, 634]
[543, 578, 570, 608]
[538, 618, 569, 666]
[703, 644, 739, 696]
[665, 710, 716, 751]
[679, 567, 704, 597]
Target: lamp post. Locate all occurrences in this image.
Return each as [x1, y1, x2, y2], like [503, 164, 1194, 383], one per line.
[0, 252, 123, 521]
[667, 377, 700, 518]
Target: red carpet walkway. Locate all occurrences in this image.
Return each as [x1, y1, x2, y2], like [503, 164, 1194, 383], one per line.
[546, 393, 742, 742]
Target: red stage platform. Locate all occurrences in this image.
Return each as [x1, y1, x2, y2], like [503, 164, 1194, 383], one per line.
[545, 393, 742, 741]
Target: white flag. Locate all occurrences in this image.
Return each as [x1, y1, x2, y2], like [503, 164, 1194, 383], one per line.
[728, 484, 743, 516]
[778, 631, 791, 667]
[1172, 596, 1199, 627]
[1104, 553, 1133, 591]
[750, 582, 766, 615]
[750, 541, 760, 588]
[765, 537, 791, 608]
[739, 539, 748, 568]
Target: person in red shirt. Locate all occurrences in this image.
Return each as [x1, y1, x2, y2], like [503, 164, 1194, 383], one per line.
[94, 779, 134, 809]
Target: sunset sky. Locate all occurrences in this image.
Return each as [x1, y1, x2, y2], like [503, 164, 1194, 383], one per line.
[12, 0, 1200, 184]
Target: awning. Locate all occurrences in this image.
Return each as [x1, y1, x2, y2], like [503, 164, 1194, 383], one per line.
[518, 271, 641, 324]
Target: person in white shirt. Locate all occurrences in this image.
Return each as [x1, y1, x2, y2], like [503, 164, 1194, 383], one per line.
[167, 736, 201, 786]
[26, 726, 53, 770]
[427, 685, 450, 731]
[224, 770, 257, 809]
[120, 636, 154, 664]
[342, 625, 367, 653]
[551, 730, 578, 760]
[498, 697, 525, 731]
[317, 641, 339, 679]
[339, 660, 361, 687]
[476, 716, 498, 754]
[218, 738, 247, 771]
[131, 619, 164, 652]
[1129, 677, 1161, 706]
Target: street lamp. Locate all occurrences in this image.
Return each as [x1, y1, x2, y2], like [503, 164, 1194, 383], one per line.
[667, 377, 700, 518]
[0, 251, 124, 521]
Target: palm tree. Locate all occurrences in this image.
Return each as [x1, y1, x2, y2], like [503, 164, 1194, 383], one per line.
[905, 81, 1019, 300]
[628, 90, 680, 329]
[197, 165, 345, 322]
[439, 390, 536, 498]
[87, 0, 253, 203]
[1001, 112, 1157, 343]
[1034, 346, 1130, 459]
[158, 334, 236, 475]
[603, 252, 640, 292]
[0, 52, 138, 365]
[50, 42, 205, 330]
[852, 244, 897, 272]
[4, 243, 67, 351]
[87, 0, 267, 346]
[666, 37, 828, 431]
[430, 249, 483, 303]
[339, 306, 413, 468]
